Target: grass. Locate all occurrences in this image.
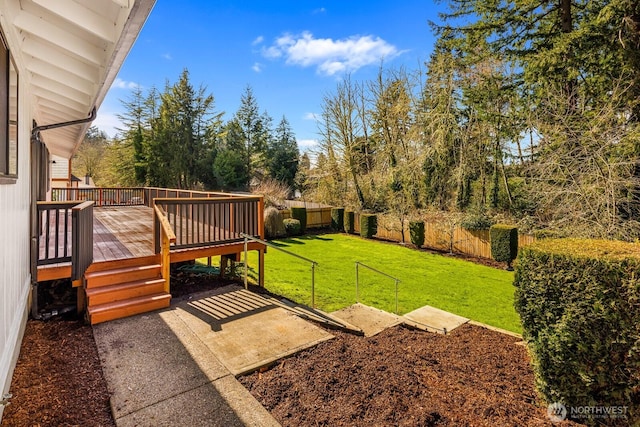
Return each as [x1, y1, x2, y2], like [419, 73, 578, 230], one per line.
[239, 233, 520, 333]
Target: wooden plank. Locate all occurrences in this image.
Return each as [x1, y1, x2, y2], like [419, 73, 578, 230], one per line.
[37, 264, 72, 281]
[169, 241, 265, 264]
[94, 206, 155, 259]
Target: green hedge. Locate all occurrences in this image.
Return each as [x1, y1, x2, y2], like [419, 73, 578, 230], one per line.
[331, 207, 345, 231]
[360, 214, 377, 239]
[409, 221, 425, 247]
[283, 218, 301, 236]
[514, 239, 640, 422]
[344, 211, 355, 234]
[289, 207, 306, 233]
[490, 224, 518, 267]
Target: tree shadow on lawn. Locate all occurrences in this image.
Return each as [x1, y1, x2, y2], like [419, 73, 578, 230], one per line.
[269, 234, 334, 248]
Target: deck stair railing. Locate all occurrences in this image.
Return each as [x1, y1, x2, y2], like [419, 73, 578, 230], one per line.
[240, 233, 319, 308]
[153, 204, 177, 292]
[355, 261, 401, 314]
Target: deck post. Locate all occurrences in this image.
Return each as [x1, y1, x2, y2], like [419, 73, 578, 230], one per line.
[161, 230, 171, 293]
[258, 196, 265, 239]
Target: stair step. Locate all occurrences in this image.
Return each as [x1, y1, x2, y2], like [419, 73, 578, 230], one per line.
[86, 255, 160, 274]
[88, 293, 171, 325]
[85, 264, 162, 289]
[86, 278, 166, 307]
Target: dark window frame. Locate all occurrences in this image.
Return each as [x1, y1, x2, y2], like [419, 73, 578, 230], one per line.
[0, 29, 18, 184]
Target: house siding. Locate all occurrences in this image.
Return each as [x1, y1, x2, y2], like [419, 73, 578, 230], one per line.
[0, 55, 32, 420]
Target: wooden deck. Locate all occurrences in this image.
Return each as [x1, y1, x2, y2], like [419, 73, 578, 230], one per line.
[94, 206, 154, 261]
[37, 205, 264, 281]
[35, 188, 266, 324]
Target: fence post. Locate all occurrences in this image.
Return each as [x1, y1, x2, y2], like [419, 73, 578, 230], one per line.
[355, 262, 359, 303]
[311, 263, 316, 309]
[243, 236, 248, 290]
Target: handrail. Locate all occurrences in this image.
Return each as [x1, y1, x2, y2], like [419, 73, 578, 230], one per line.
[240, 233, 319, 308]
[154, 204, 176, 293]
[355, 261, 401, 314]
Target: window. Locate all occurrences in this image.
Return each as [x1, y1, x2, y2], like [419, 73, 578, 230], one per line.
[0, 30, 18, 183]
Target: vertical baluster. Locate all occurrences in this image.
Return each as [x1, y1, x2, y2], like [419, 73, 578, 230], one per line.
[54, 208, 60, 259]
[44, 209, 50, 260]
[63, 207, 69, 258]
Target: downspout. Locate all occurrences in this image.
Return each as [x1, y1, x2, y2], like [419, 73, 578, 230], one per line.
[30, 108, 97, 319]
[31, 107, 96, 140]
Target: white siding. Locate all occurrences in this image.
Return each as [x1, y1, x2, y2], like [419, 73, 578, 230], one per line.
[50, 155, 69, 180]
[0, 61, 32, 419]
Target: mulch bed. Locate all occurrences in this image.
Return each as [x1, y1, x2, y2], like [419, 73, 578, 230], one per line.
[1, 318, 115, 427]
[240, 324, 581, 426]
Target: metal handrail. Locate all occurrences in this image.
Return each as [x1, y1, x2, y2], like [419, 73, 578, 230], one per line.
[355, 261, 401, 314]
[240, 233, 319, 308]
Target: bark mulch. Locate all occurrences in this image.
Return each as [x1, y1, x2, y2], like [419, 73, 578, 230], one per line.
[1, 318, 115, 427]
[240, 324, 582, 427]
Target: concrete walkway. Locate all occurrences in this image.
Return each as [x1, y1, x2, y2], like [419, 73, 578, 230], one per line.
[331, 303, 469, 336]
[93, 285, 335, 427]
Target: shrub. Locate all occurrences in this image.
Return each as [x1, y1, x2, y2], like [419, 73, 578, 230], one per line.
[331, 207, 345, 231]
[344, 211, 355, 234]
[283, 218, 301, 236]
[252, 178, 290, 208]
[409, 221, 425, 247]
[290, 207, 307, 233]
[514, 239, 640, 421]
[263, 207, 286, 239]
[360, 214, 377, 239]
[490, 224, 518, 268]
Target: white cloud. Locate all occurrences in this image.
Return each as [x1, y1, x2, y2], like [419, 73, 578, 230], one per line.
[303, 112, 320, 121]
[93, 111, 122, 138]
[252, 35, 264, 45]
[298, 138, 319, 149]
[262, 31, 400, 76]
[313, 7, 326, 14]
[162, 52, 172, 60]
[111, 78, 140, 90]
[252, 62, 264, 73]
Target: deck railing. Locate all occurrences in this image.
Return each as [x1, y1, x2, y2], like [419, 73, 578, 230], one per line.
[52, 187, 144, 206]
[45, 187, 264, 277]
[153, 196, 264, 251]
[37, 200, 94, 281]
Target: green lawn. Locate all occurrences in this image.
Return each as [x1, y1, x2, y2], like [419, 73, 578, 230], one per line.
[241, 233, 521, 333]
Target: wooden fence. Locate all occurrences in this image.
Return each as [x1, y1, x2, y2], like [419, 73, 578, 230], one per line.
[278, 204, 535, 259]
[281, 207, 332, 229]
[359, 215, 536, 259]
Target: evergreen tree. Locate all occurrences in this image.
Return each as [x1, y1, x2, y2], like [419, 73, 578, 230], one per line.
[266, 116, 299, 190]
[235, 85, 270, 184]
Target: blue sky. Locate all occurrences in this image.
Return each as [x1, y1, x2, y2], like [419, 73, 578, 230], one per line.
[94, 1, 441, 151]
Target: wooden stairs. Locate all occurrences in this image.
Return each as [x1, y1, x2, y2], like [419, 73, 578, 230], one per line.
[85, 256, 171, 325]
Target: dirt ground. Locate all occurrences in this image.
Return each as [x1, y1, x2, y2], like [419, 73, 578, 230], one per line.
[2, 259, 582, 426]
